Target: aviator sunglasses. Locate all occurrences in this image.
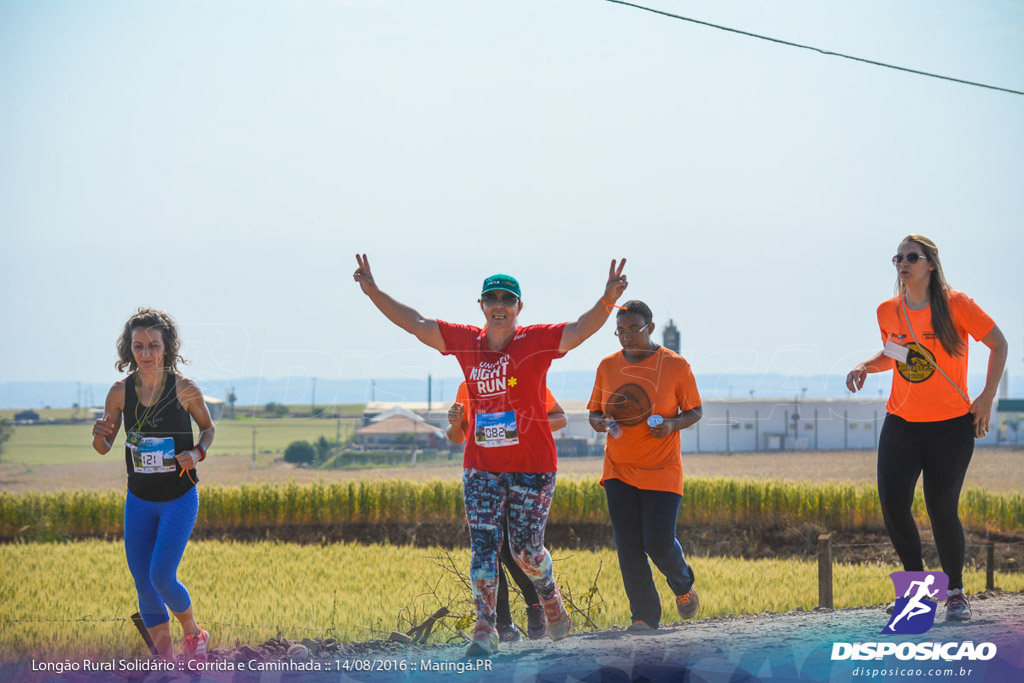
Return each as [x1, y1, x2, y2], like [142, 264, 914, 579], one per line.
[892, 253, 929, 266]
[482, 292, 519, 305]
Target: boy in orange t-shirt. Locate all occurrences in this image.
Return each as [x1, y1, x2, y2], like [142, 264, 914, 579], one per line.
[588, 300, 703, 630]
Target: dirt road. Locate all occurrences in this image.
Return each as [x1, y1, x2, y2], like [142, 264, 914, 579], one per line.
[7, 591, 1021, 682]
[363, 590, 1024, 682]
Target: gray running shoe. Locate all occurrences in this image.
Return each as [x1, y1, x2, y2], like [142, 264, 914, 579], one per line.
[676, 588, 700, 620]
[541, 587, 571, 642]
[626, 620, 656, 632]
[497, 622, 522, 643]
[526, 603, 546, 640]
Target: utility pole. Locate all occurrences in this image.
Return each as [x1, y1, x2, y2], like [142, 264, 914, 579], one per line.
[311, 377, 317, 417]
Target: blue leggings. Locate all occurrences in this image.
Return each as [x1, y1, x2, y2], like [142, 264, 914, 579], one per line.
[124, 488, 199, 628]
[463, 468, 557, 630]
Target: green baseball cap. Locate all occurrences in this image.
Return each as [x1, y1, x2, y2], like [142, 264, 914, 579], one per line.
[481, 274, 521, 298]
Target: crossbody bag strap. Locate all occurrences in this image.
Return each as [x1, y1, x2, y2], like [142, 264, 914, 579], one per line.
[901, 296, 970, 405]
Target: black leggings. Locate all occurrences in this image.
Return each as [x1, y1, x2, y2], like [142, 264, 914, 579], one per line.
[496, 518, 540, 626]
[877, 412, 975, 590]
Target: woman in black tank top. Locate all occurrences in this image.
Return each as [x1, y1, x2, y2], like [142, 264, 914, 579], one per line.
[123, 367, 199, 501]
[91, 308, 216, 661]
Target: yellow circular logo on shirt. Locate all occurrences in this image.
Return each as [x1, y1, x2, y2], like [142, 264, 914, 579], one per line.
[896, 342, 936, 383]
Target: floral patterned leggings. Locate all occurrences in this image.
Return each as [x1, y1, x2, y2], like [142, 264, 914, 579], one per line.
[462, 468, 557, 629]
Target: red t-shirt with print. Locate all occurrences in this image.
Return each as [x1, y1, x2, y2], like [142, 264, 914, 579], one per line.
[439, 321, 566, 473]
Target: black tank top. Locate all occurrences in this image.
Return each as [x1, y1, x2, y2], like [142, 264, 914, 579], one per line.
[123, 372, 197, 501]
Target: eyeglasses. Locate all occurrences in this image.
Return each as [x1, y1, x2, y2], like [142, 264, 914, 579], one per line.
[614, 323, 651, 337]
[892, 253, 928, 265]
[482, 292, 519, 306]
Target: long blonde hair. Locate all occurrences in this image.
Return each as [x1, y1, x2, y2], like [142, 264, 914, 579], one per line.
[895, 234, 965, 357]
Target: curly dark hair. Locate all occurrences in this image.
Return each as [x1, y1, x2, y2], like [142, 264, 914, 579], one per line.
[616, 300, 653, 326]
[115, 308, 187, 373]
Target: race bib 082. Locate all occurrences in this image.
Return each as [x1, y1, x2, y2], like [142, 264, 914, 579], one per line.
[474, 411, 520, 448]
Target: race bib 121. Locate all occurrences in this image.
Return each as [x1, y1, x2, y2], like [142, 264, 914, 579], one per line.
[128, 435, 177, 474]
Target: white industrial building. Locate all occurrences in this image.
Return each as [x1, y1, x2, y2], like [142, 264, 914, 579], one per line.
[366, 396, 1019, 454]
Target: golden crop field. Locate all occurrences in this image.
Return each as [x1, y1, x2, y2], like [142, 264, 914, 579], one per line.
[4, 478, 1024, 540]
[4, 540, 1022, 661]
[3, 434, 1022, 496]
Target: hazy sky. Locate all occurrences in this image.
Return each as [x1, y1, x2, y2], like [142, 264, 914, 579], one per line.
[2, 0, 1021, 393]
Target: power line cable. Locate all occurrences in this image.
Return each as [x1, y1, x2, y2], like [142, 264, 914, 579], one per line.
[605, 0, 1024, 97]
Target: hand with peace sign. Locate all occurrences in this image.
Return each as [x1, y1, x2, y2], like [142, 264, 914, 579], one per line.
[558, 257, 629, 354]
[352, 254, 447, 352]
[603, 258, 628, 307]
[353, 253, 379, 296]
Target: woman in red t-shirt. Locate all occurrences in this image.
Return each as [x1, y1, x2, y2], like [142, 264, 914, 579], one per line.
[448, 382, 566, 642]
[846, 235, 1007, 621]
[354, 254, 627, 656]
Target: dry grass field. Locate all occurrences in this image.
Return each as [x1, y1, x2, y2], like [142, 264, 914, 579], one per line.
[2, 447, 1021, 494]
[5, 540, 1023, 661]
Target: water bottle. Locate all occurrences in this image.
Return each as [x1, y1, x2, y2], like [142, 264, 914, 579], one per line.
[647, 415, 664, 428]
[607, 420, 623, 439]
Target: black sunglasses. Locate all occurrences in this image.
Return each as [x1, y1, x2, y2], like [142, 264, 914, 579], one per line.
[892, 253, 928, 265]
[482, 292, 519, 305]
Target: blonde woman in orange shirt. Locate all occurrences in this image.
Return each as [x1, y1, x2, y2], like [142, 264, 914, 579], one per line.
[846, 235, 1007, 620]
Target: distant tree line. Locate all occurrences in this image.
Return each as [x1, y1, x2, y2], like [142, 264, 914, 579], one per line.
[0, 419, 12, 463]
[284, 436, 334, 465]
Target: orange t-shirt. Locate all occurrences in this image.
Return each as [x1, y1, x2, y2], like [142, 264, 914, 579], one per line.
[877, 291, 995, 422]
[587, 346, 701, 496]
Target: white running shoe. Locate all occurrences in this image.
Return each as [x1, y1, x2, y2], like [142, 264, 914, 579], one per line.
[945, 589, 972, 621]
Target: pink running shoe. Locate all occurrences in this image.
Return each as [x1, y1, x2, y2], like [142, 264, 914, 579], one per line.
[465, 622, 499, 657]
[182, 628, 210, 661]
